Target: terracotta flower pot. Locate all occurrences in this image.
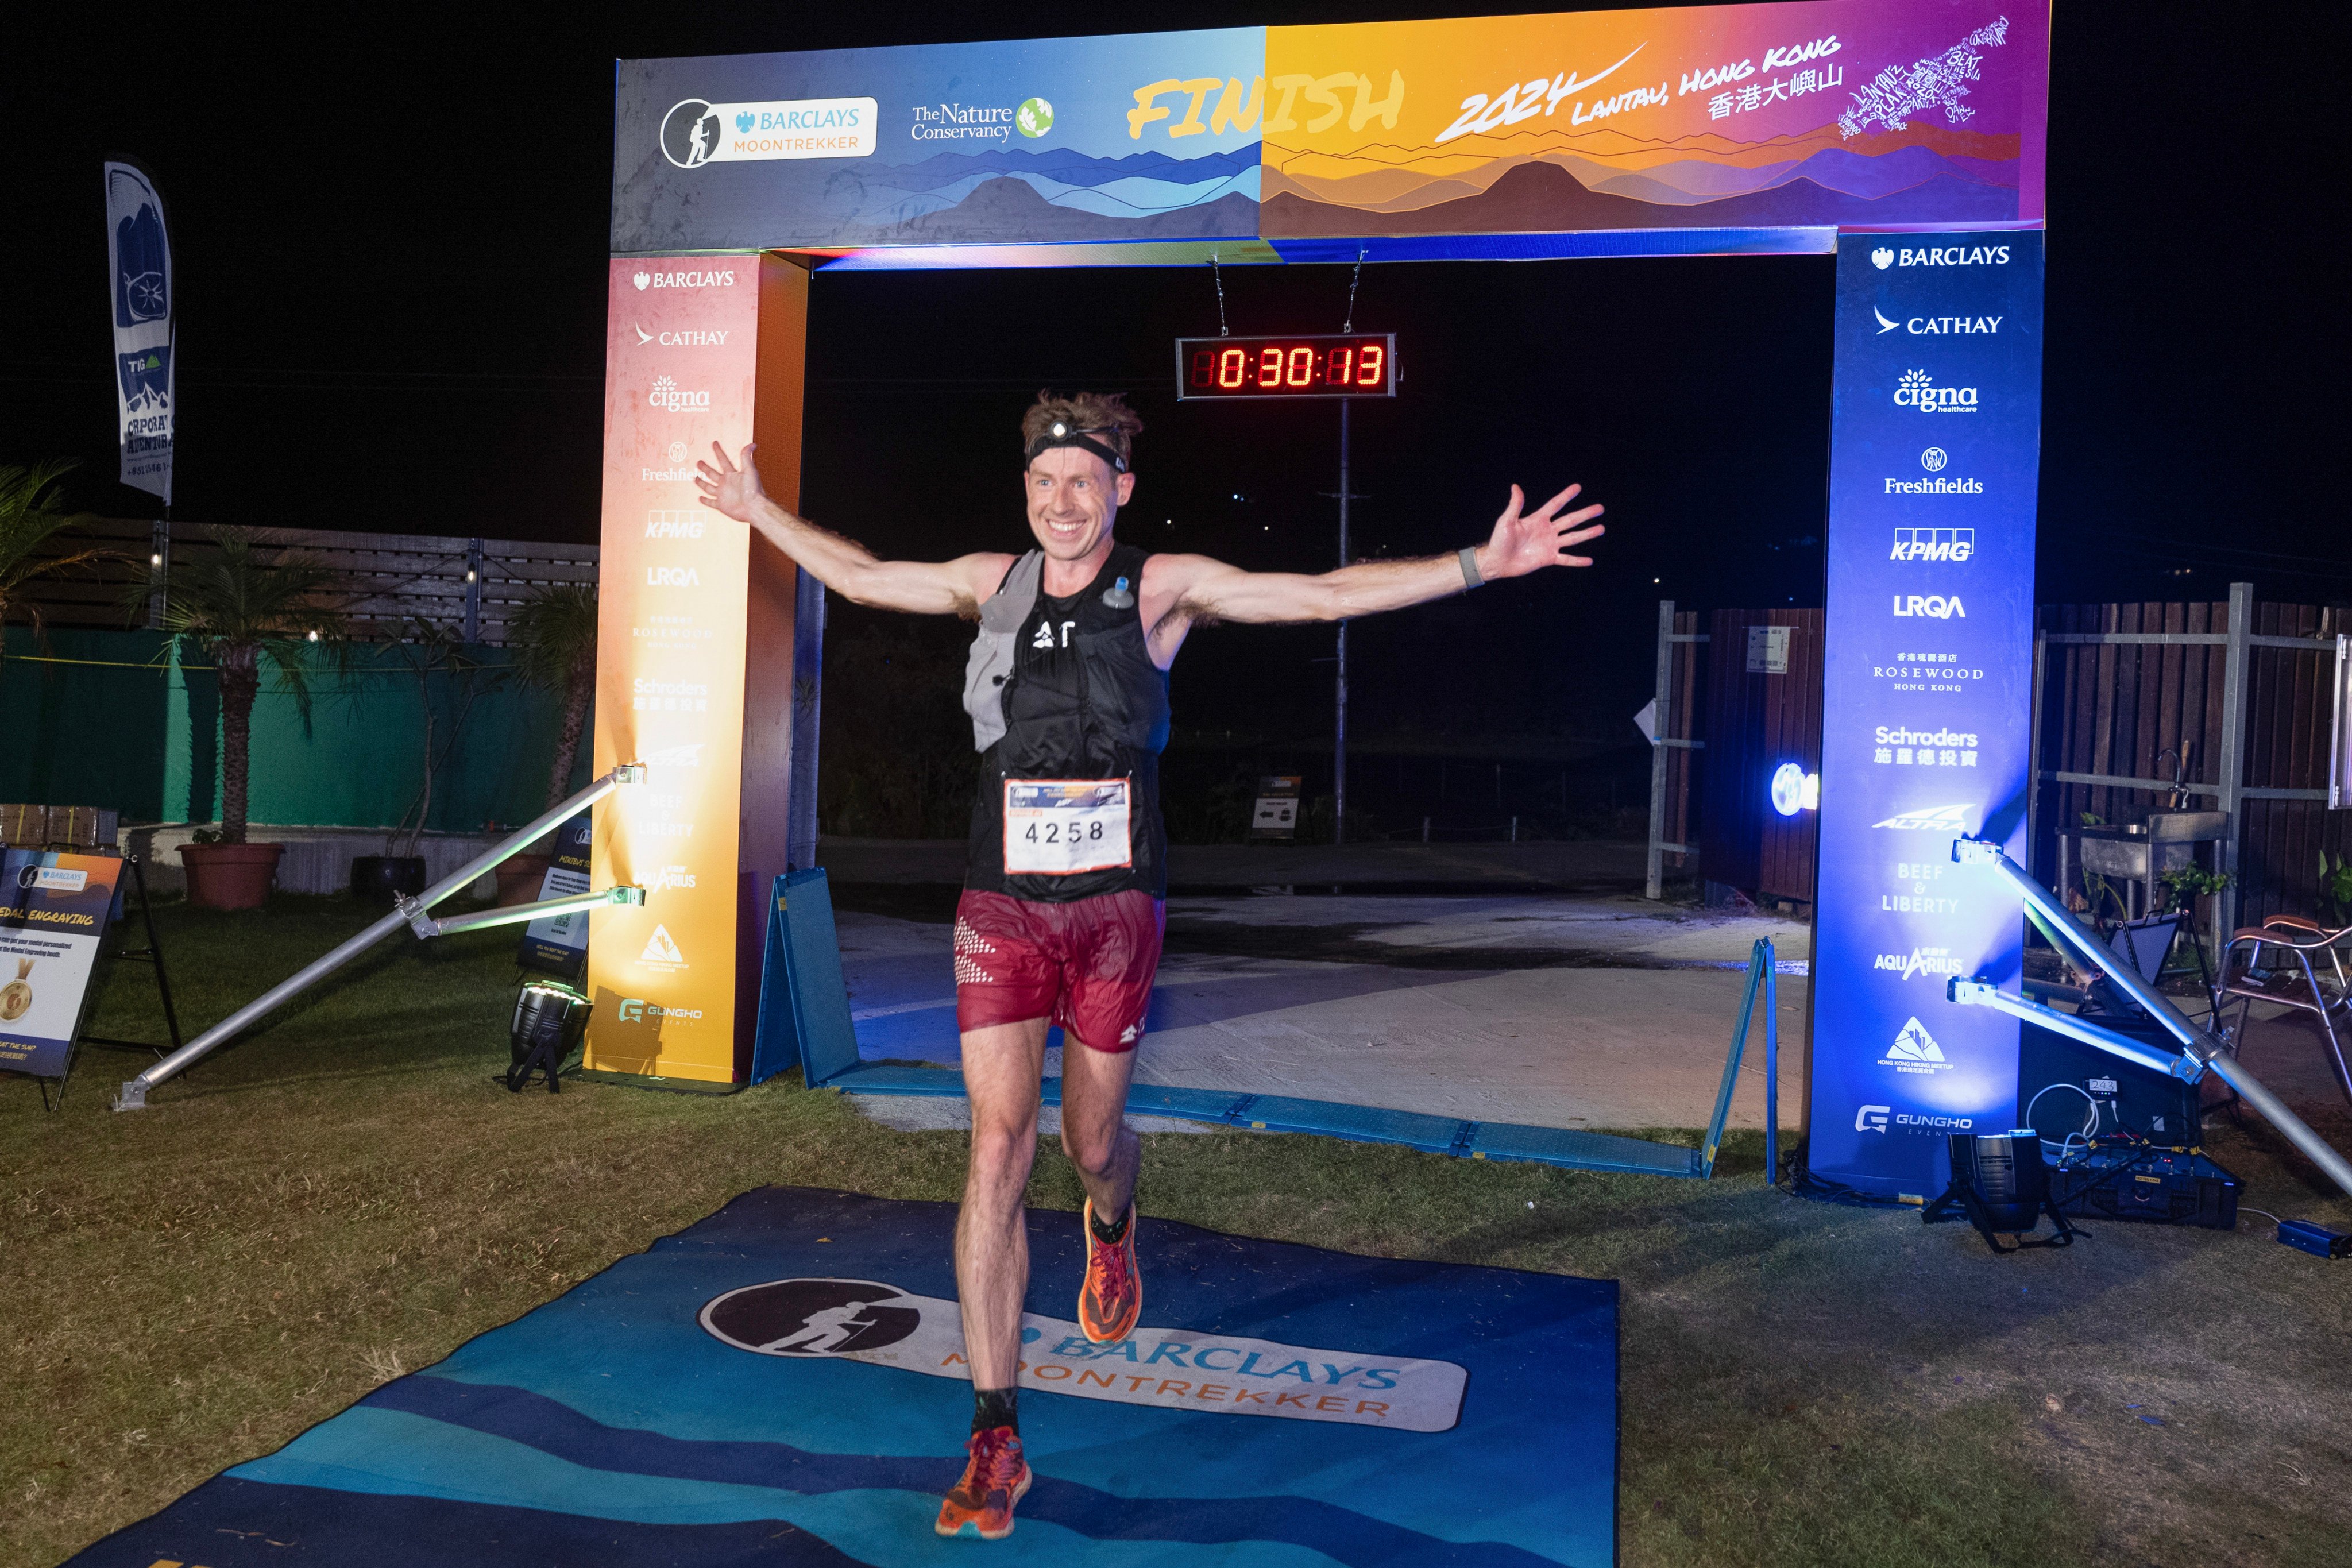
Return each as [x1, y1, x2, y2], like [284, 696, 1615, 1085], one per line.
[350, 855, 429, 905]
[178, 842, 284, 912]
[495, 853, 554, 907]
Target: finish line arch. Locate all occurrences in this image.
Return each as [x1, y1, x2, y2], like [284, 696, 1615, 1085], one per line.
[589, 2, 2052, 1200]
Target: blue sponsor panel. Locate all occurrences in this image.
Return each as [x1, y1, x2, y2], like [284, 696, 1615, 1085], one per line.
[614, 30, 1267, 253]
[1808, 231, 2046, 1198]
[65, 1188, 1617, 1566]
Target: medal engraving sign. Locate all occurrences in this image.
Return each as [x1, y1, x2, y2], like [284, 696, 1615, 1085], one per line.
[0, 851, 123, 1080]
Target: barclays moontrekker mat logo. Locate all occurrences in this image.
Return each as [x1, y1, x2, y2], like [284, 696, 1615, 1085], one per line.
[700, 1276, 1469, 1431]
[661, 96, 878, 165]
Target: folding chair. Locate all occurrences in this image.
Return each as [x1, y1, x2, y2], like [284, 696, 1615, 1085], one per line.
[2216, 916, 2352, 1106]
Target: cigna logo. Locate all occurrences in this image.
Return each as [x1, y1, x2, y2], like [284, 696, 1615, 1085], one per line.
[647, 376, 710, 412]
[1894, 370, 1978, 414]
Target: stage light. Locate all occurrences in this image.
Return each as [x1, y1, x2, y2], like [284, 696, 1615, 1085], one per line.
[149, 552, 163, 567]
[1769, 763, 1820, 817]
[507, 979, 592, 1092]
[1925, 1131, 2078, 1253]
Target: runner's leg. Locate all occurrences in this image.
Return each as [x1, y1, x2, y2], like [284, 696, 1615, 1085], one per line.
[955, 1017, 1050, 1390]
[1059, 1037, 1141, 1220]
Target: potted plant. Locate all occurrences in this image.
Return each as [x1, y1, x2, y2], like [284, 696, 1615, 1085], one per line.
[499, 582, 597, 904]
[150, 528, 347, 910]
[0, 461, 117, 673]
[354, 616, 499, 904]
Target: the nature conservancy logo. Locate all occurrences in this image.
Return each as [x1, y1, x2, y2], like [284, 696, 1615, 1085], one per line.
[1893, 369, 1979, 414]
[698, 1277, 1466, 1432]
[1879, 1016, 1952, 1074]
[661, 96, 877, 165]
[1017, 97, 1054, 137]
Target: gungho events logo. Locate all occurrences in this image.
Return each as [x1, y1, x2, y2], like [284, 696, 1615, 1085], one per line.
[1893, 370, 1978, 414]
[1854, 1103, 1975, 1134]
[661, 97, 877, 166]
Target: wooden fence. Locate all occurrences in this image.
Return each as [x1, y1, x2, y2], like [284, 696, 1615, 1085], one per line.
[25, 518, 598, 646]
[1648, 586, 2349, 926]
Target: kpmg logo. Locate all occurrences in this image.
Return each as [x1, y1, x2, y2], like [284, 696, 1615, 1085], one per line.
[1893, 593, 1965, 617]
[1873, 803, 1973, 832]
[661, 96, 876, 166]
[646, 509, 706, 539]
[631, 269, 739, 292]
[1875, 946, 1964, 980]
[647, 376, 712, 412]
[1890, 528, 1975, 561]
[1879, 1017, 1953, 1075]
[1894, 370, 1979, 414]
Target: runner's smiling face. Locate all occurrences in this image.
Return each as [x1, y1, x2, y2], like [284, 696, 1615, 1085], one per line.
[1024, 445, 1136, 565]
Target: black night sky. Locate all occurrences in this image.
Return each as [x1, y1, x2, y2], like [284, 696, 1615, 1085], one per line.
[3, 2, 2340, 828]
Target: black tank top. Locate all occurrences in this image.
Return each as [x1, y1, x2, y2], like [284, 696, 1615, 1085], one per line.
[966, 544, 1171, 901]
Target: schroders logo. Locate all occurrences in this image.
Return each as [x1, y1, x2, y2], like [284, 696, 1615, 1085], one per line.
[661, 96, 878, 166]
[1894, 370, 1979, 414]
[631, 269, 737, 292]
[647, 376, 710, 412]
[1890, 528, 1975, 562]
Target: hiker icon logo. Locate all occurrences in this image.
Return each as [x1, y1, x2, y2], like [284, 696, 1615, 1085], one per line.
[700, 1278, 923, 1357]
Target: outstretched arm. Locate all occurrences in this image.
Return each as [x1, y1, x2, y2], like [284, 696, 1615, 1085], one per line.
[694, 442, 1009, 616]
[1165, 482, 1604, 628]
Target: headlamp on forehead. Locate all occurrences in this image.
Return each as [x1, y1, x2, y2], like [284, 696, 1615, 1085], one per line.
[1025, 420, 1128, 474]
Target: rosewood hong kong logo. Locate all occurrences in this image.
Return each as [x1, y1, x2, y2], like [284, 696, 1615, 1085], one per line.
[698, 1277, 1468, 1432]
[660, 96, 877, 166]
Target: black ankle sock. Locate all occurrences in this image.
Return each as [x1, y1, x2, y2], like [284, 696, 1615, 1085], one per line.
[972, 1387, 1019, 1435]
[1088, 1203, 1131, 1245]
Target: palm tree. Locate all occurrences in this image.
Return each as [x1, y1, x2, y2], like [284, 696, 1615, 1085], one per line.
[0, 461, 115, 662]
[507, 582, 598, 811]
[154, 529, 347, 844]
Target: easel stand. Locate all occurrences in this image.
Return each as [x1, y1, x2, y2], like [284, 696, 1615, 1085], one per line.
[79, 855, 186, 1060]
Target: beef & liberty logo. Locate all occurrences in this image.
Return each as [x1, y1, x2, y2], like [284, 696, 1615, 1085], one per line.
[698, 1276, 1466, 1432]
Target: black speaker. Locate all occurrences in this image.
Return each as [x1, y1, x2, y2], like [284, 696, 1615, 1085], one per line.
[508, 981, 591, 1093]
[2019, 1015, 2202, 1147]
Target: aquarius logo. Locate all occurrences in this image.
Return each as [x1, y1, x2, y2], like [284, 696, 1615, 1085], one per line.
[1879, 1017, 1952, 1074]
[1893, 369, 1979, 414]
[1016, 98, 1054, 137]
[1874, 947, 1965, 980]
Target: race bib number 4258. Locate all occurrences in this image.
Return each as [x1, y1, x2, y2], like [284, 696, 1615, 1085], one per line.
[1004, 779, 1132, 876]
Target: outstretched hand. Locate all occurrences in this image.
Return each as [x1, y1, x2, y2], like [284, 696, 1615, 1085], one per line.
[694, 441, 767, 523]
[1482, 483, 1605, 580]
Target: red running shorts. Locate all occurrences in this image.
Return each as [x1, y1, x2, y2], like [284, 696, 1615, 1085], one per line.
[952, 889, 1164, 1053]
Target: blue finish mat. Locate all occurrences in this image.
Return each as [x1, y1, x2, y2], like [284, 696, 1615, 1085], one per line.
[67, 1187, 1617, 1566]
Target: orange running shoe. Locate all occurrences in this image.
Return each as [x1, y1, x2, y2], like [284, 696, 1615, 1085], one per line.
[1077, 1199, 1141, 1344]
[934, 1425, 1030, 1540]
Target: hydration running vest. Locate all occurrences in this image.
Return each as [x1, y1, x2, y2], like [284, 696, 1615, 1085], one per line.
[962, 544, 1171, 901]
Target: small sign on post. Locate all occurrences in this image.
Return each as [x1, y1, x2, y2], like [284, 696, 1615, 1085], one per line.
[1250, 775, 1303, 840]
[517, 814, 594, 984]
[1747, 625, 1790, 674]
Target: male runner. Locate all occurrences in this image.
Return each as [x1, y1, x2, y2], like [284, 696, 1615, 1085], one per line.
[696, 393, 1602, 1540]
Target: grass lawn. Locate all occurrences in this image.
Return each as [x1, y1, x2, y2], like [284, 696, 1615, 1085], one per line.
[4, 894, 2350, 1567]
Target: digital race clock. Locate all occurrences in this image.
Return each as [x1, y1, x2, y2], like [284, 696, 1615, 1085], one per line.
[1175, 333, 1397, 400]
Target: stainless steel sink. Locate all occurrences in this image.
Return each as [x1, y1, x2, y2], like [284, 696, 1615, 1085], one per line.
[2146, 809, 2228, 843]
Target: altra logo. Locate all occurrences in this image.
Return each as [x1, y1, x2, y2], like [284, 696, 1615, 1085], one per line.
[1855, 1103, 1891, 1132]
[1873, 803, 1973, 832]
[1894, 370, 1979, 414]
[1879, 1016, 1952, 1074]
[640, 924, 686, 967]
[1890, 528, 1975, 561]
[1893, 593, 1965, 617]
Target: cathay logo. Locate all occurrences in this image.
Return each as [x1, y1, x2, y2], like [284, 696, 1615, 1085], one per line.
[1874, 306, 1899, 334]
